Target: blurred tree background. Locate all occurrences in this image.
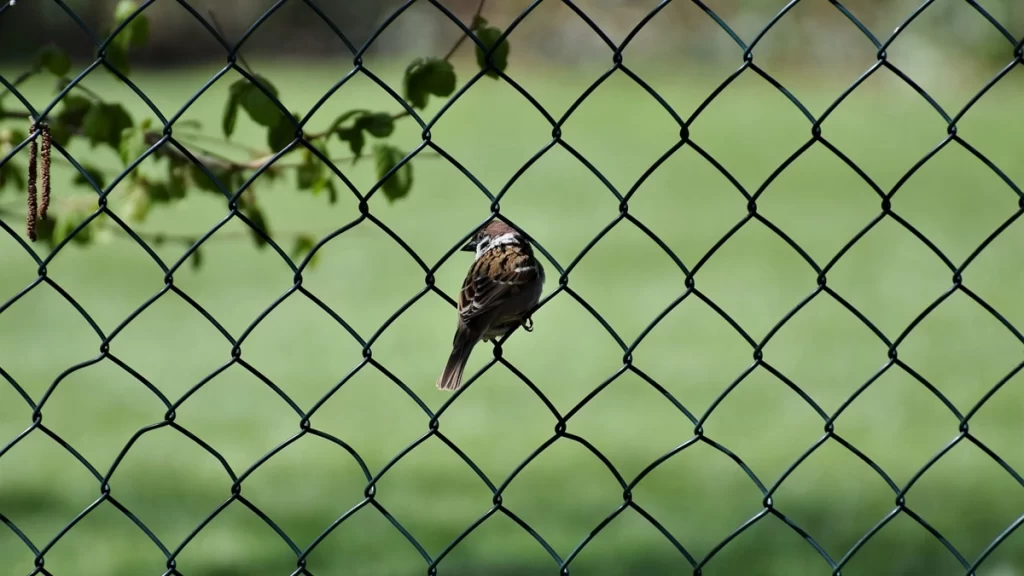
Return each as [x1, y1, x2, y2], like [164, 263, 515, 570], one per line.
[2, 0, 1022, 67]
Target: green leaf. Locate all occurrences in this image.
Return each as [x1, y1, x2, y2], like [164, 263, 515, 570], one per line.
[0, 128, 26, 153]
[9, 129, 27, 147]
[297, 150, 324, 191]
[36, 45, 71, 77]
[94, 221, 114, 245]
[114, 0, 138, 24]
[54, 210, 93, 246]
[125, 185, 151, 222]
[357, 112, 394, 138]
[328, 109, 370, 135]
[148, 181, 171, 203]
[71, 223, 94, 245]
[171, 167, 189, 195]
[236, 188, 255, 210]
[234, 76, 282, 128]
[290, 234, 319, 268]
[152, 162, 189, 202]
[242, 205, 270, 249]
[74, 163, 108, 190]
[374, 144, 413, 202]
[309, 142, 331, 197]
[129, 17, 150, 49]
[118, 123, 148, 166]
[267, 114, 297, 153]
[335, 126, 365, 158]
[311, 177, 327, 197]
[35, 215, 55, 246]
[325, 180, 338, 204]
[222, 91, 240, 138]
[49, 123, 72, 147]
[57, 94, 92, 130]
[113, 1, 150, 49]
[403, 58, 456, 109]
[189, 163, 232, 194]
[82, 102, 133, 150]
[297, 164, 319, 190]
[0, 161, 25, 193]
[54, 95, 90, 145]
[106, 41, 131, 76]
[328, 110, 392, 156]
[474, 24, 510, 78]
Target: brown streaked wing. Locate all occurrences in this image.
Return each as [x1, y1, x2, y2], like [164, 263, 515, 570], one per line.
[458, 249, 539, 326]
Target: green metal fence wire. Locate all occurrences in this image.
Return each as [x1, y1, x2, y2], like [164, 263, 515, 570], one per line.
[1, 0, 1023, 574]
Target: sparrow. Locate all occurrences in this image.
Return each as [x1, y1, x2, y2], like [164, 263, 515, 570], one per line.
[437, 220, 545, 391]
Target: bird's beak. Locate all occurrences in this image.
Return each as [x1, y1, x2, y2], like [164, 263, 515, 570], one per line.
[460, 239, 477, 252]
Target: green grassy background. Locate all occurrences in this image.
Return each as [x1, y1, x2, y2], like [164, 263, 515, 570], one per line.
[2, 56, 1024, 576]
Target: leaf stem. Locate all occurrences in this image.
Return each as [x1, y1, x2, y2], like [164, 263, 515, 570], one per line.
[307, 0, 485, 131]
[443, 0, 487, 61]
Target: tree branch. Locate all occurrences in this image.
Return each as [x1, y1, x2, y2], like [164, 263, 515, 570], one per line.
[142, 130, 440, 172]
[114, 226, 314, 248]
[4, 0, 486, 161]
[0, 205, 330, 252]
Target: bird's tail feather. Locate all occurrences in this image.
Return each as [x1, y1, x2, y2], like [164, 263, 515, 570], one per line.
[437, 341, 474, 391]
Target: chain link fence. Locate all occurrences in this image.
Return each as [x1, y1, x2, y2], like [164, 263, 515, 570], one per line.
[1, 0, 1023, 574]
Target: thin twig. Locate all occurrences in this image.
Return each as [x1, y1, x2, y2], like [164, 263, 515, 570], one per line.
[0, 204, 314, 246]
[158, 132, 245, 167]
[443, 0, 487, 61]
[311, 1, 485, 127]
[0, 80, 103, 123]
[0, 204, 327, 247]
[0, 68, 41, 101]
[154, 130, 439, 171]
[174, 128, 265, 155]
[57, 80, 105, 102]
[119, 227, 314, 246]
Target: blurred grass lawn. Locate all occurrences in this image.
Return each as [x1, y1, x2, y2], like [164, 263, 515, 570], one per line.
[2, 55, 1024, 576]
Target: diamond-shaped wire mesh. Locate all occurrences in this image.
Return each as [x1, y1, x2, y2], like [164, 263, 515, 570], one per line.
[1, 0, 1024, 574]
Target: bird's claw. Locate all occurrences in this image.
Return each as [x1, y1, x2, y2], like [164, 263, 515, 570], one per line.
[521, 316, 534, 332]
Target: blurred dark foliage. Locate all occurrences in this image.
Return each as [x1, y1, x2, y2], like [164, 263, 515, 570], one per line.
[1, 0, 1021, 68]
[0, 0, 403, 65]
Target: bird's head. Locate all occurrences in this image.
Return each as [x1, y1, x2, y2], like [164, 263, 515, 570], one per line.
[461, 221, 523, 258]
